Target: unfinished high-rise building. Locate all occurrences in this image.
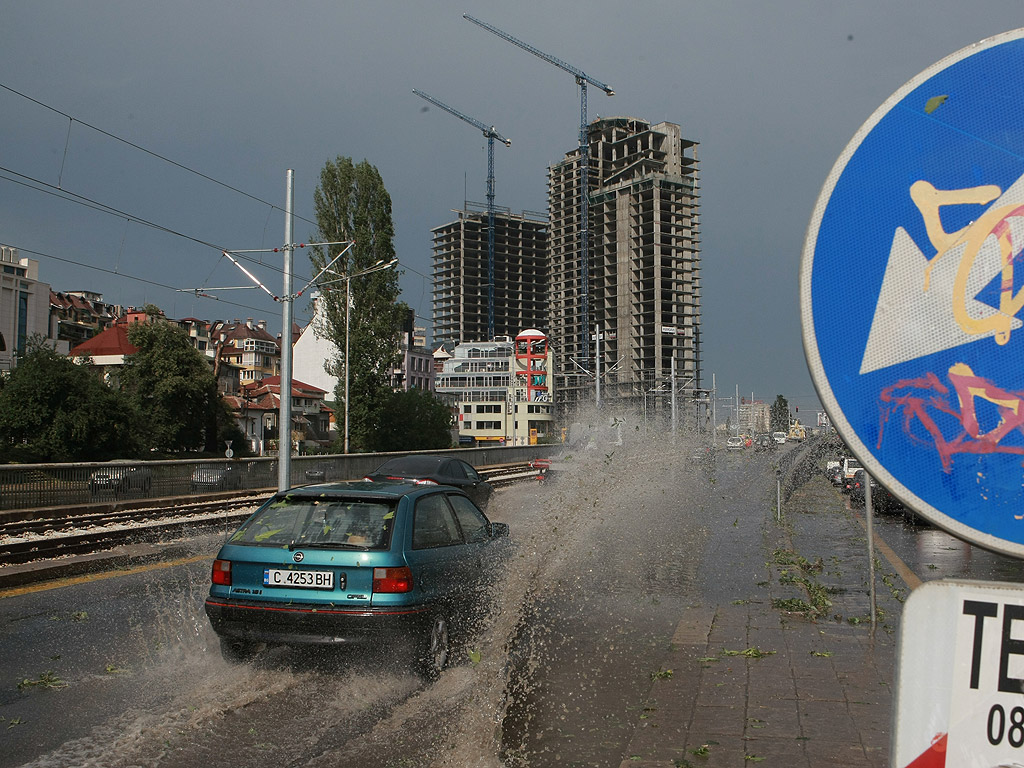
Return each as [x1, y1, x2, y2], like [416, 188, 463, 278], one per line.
[548, 117, 701, 410]
[431, 203, 548, 345]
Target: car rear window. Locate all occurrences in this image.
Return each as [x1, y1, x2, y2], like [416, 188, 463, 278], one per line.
[378, 457, 445, 475]
[230, 496, 396, 550]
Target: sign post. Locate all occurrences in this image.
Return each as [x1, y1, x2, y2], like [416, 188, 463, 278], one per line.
[800, 28, 1024, 767]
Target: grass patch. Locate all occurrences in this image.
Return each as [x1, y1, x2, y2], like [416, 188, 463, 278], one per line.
[18, 671, 67, 691]
[722, 647, 776, 659]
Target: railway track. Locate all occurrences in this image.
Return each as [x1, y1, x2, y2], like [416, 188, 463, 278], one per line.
[0, 462, 545, 568]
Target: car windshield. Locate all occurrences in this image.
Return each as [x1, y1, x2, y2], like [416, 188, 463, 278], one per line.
[376, 457, 445, 475]
[229, 495, 397, 550]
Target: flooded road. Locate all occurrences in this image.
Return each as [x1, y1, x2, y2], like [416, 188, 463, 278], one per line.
[4, 436, 1016, 767]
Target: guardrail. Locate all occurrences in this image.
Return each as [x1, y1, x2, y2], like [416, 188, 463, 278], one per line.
[0, 445, 560, 513]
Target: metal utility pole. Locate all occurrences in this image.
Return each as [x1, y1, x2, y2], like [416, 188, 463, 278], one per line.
[463, 14, 613, 364]
[200, 172, 350, 490]
[595, 323, 601, 408]
[278, 170, 295, 492]
[671, 355, 678, 438]
[413, 89, 510, 340]
[712, 373, 717, 445]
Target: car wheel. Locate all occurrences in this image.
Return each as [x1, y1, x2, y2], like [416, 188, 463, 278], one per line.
[219, 637, 259, 664]
[416, 614, 450, 679]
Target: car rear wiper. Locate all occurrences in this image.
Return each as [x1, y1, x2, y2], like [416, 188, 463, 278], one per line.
[310, 541, 372, 551]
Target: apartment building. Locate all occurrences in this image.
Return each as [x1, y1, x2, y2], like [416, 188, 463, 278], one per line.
[0, 245, 50, 370]
[433, 330, 554, 446]
[547, 117, 701, 409]
[431, 204, 548, 345]
[49, 290, 119, 351]
[208, 318, 279, 388]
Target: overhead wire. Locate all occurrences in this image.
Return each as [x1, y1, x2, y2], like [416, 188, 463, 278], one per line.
[10, 243, 297, 318]
[0, 165, 315, 284]
[0, 81, 322, 231]
[1, 81, 423, 330]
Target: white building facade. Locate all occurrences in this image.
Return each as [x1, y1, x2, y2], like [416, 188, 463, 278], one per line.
[434, 330, 555, 446]
[0, 245, 51, 370]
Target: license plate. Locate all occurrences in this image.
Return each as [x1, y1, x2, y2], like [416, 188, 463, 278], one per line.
[263, 568, 335, 589]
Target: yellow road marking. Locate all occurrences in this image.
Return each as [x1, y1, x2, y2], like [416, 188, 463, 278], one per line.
[0, 554, 212, 598]
[850, 508, 923, 590]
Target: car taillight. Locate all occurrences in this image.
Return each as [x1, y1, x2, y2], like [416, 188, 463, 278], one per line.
[211, 559, 231, 586]
[373, 566, 413, 593]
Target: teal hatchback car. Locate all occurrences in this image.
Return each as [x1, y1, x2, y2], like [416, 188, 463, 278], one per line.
[204, 481, 509, 676]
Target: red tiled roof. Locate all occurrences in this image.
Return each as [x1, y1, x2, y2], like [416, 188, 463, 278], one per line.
[69, 324, 138, 357]
[252, 375, 327, 395]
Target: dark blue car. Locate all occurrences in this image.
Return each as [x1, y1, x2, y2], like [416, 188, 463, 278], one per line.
[204, 481, 509, 677]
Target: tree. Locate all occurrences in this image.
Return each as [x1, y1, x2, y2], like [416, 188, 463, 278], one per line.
[366, 389, 453, 452]
[119, 320, 220, 453]
[310, 157, 404, 450]
[0, 338, 141, 463]
[770, 395, 790, 434]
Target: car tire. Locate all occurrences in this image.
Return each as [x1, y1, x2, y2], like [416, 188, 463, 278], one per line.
[219, 637, 259, 664]
[415, 614, 450, 680]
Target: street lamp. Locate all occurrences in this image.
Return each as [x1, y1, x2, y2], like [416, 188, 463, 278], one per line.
[320, 257, 398, 453]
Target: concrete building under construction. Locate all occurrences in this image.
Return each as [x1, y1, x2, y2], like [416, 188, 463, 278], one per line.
[548, 117, 701, 410]
[431, 203, 548, 345]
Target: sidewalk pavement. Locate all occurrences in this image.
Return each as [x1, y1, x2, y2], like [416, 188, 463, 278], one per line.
[621, 474, 902, 767]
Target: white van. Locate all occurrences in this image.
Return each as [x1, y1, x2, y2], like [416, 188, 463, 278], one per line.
[772, 431, 787, 444]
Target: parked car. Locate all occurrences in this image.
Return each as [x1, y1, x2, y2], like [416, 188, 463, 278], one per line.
[190, 463, 242, 493]
[838, 456, 863, 489]
[726, 436, 745, 451]
[88, 462, 153, 495]
[847, 469, 901, 513]
[204, 480, 510, 677]
[826, 462, 844, 486]
[772, 431, 788, 445]
[364, 455, 493, 509]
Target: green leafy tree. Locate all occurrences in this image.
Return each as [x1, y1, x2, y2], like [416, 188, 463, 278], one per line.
[770, 394, 790, 434]
[366, 389, 453, 452]
[310, 156, 403, 450]
[119, 320, 219, 453]
[0, 338, 141, 463]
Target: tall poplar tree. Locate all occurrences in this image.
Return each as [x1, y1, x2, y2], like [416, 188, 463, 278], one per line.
[310, 157, 403, 450]
[770, 394, 791, 434]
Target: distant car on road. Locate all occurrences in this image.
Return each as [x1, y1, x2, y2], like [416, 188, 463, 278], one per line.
[772, 431, 788, 445]
[364, 455, 493, 509]
[88, 462, 153, 495]
[190, 463, 242, 493]
[847, 469, 901, 513]
[204, 480, 510, 677]
[726, 436, 745, 451]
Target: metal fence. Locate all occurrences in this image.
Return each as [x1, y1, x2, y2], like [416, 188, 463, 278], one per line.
[0, 445, 559, 513]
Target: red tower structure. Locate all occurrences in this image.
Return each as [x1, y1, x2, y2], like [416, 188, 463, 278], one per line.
[514, 329, 549, 405]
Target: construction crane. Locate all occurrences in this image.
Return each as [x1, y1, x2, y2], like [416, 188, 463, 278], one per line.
[464, 13, 613, 363]
[413, 88, 510, 342]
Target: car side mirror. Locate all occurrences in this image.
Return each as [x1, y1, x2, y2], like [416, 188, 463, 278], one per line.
[488, 522, 510, 538]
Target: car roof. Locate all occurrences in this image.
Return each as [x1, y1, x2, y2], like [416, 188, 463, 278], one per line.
[283, 479, 461, 500]
[374, 455, 454, 473]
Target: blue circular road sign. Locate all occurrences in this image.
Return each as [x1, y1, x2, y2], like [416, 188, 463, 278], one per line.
[802, 29, 1024, 557]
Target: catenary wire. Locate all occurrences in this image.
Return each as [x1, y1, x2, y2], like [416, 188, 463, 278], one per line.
[10, 243, 309, 320]
[0, 166, 316, 284]
[0, 81, 322, 231]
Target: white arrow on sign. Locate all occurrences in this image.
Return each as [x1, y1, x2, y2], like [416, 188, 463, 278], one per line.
[859, 176, 1024, 374]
